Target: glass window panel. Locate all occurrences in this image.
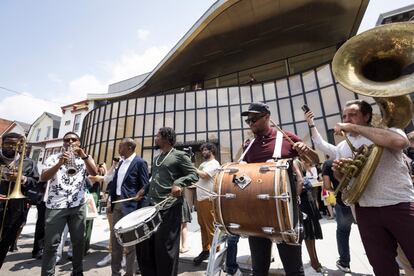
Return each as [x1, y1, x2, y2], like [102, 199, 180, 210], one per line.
[289, 75, 303, 95]
[295, 121, 311, 145]
[229, 87, 240, 105]
[230, 106, 241, 129]
[116, 117, 125, 139]
[186, 110, 195, 132]
[99, 142, 107, 164]
[219, 132, 231, 163]
[175, 112, 184, 133]
[196, 90, 206, 108]
[305, 91, 323, 117]
[134, 115, 144, 137]
[282, 124, 295, 133]
[186, 92, 195, 109]
[326, 115, 341, 130]
[99, 106, 105, 122]
[143, 137, 153, 147]
[267, 101, 279, 125]
[186, 133, 195, 142]
[217, 88, 228, 106]
[144, 114, 154, 136]
[127, 99, 136, 116]
[154, 113, 164, 132]
[336, 84, 356, 108]
[207, 89, 217, 107]
[146, 97, 155, 113]
[105, 140, 114, 166]
[142, 149, 153, 166]
[251, 84, 263, 102]
[165, 94, 175, 111]
[243, 129, 254, 141]
[317, 65, 333, 87]
[105, 104, 111, 120]
[95, 122, 102, 142]
[197, 132, 206, 141]
[231, 130, 243, 161]
[109, 119, 117, 140]
[240, 86, 251, 104]
[279, 99, 293, 124]
[134, 138, 143, 157]
[218, 107, 229, 130]
[125, 116, 134, 137]
[165, 112, 174, 128]
[207, 108, 218, 131]
[176, 135, 184, 143]
[93, 110, 99, 124]
[155, 95, 165, 112]
[136, 98, 145, 114]
[197, 109, 206, 132]
[321, 86, 339, 116]
[264, 82, 276, 100]
[356, 94, 376, 105]
[176, 93, 185, 110]
[291, 95, 306, 123]
[276, 79, 289, 98]
[208, 132, 218, 140]
[102, 120, 109, 142]
[119, 100, 127, 116]
[302, 70, 317, 91]
[111, 102, 119, 118]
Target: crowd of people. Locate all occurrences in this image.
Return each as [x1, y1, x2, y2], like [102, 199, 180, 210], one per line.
[0, 98, 413, 276]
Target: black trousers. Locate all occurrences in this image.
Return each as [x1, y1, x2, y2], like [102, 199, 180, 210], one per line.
[136, 202, 182, 276]
[0, 199, 27, 268]
[32, 202, 46, 254]
[248, 236, 304, 276]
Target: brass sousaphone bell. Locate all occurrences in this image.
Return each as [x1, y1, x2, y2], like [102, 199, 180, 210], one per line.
[332, 22, 414, 204]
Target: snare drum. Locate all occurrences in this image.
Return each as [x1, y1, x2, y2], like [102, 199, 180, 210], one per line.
[213, 159, 300, 244]
[114, 206, 162, 247]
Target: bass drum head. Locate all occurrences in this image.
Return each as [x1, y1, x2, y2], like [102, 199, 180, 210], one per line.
[114, 206, 157, 232]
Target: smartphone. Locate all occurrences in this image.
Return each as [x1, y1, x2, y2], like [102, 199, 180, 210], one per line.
[113, 157, 120, 162]
[301, 104, 310, 113]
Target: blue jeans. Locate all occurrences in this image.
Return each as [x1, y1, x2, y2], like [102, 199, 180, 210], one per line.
[226, 235, 240, 274]
[335, 204, 354, 266]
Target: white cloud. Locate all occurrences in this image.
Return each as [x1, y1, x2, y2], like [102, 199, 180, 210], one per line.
[137, 29, 150, 41]
[109, 45, 170, 83]
[66, 74, 107, 102]
[47, 73, 63, 84]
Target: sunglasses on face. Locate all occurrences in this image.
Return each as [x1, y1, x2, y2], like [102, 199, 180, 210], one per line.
[63, 137, 79, 143]
[245, 114, 266, 125]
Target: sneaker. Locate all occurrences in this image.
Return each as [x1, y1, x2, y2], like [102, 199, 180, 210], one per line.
[121, 256, 126, 268]
[56, 255, 62, 264]
[336, 260, 351, 273]
[193, 250, 210, 265]
[226, 268, 242, 276]
[97, 253, 111, 267]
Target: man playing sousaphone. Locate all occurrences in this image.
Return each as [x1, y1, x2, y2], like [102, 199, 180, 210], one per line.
[240, 102, 319, 276]
[0, 132, 40, 268]
[40, 131, 97, 276]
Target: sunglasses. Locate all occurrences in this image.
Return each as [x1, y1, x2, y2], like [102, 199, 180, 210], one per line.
[245, 114, 266, 125]
[63, 137, 79, 143]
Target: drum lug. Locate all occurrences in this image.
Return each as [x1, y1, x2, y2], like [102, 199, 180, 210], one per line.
[259, 166, 274, 172]
[262, 227, 275, 235]
[219, 167, 239, 173]
[257, 193, 290, 201]
[227, 223, 241, 229]
[233, 174, 251, 189]
[224, 193, 236, 199]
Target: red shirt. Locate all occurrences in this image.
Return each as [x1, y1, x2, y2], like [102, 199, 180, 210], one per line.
[243, 127, 301, 163]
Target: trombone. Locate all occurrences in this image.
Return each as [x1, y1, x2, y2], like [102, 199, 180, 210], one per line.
[0, 137, 27, 240]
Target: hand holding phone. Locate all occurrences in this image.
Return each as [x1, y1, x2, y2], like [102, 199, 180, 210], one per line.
[301, 104, 310, 113]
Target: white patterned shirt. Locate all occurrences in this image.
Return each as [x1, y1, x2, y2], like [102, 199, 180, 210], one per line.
[43, 153, 87, 209]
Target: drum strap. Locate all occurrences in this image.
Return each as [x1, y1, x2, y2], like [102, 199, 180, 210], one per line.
[237, 131, 283, 162]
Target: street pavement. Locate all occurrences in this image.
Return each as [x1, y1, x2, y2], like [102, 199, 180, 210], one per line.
[1, 206, 375, 276]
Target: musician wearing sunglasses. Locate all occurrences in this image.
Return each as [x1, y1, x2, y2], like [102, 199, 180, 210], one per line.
[240, 102, 318, 276]
[40, 131, 97, 276]
[0, 132, 40, 269]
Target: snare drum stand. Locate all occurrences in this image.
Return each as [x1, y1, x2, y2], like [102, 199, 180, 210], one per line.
[206, 227, 229, 276]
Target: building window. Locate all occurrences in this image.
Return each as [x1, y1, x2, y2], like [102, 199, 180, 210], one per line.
[65, 120, 71, 126]
[36, 128, 41, 142]
[73, 114, 81, 132]
[46, 126, 51, 140]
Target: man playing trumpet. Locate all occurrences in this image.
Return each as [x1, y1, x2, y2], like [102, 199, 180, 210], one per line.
[0, 132, 40, 268]
[40, 132, 97, 276]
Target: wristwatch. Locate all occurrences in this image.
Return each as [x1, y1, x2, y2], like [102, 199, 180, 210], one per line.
[81, 155, 90, 160]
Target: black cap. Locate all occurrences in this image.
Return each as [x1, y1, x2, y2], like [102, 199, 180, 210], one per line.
[241, 102, 271, 116]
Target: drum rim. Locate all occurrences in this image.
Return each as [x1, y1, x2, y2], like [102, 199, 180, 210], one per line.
[114, 206, 158, 232]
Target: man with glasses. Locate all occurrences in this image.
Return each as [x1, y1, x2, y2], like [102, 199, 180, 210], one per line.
[241, 102, 319, 276]
[41, 132, 97, 276]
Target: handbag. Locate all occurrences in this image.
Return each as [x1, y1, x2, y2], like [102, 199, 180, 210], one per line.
[85, 191, 98, 220]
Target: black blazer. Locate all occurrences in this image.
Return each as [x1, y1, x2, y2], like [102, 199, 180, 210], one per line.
[109, 155, 149, 215]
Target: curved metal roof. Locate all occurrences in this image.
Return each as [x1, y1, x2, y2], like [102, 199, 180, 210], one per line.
[88, 0, 369, 101]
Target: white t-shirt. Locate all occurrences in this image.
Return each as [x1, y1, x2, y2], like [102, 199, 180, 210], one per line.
[116, 153, 136, 195]
[196, 159, 220, 201]
[43, 153, 87, 209]
[337, 128, 414, 207]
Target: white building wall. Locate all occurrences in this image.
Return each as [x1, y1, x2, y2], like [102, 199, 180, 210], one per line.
[58, 101, 93, 138]
[27, 116, 54, 143]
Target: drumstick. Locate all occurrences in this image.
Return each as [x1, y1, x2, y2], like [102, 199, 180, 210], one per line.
[193, 184, 217, 196]
[112, 197, 137, 204]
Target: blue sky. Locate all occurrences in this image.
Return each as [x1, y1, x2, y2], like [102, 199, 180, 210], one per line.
[0, 0, 412, 123]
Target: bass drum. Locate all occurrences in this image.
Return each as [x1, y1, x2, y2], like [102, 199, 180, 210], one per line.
[213, 159, 300, 244]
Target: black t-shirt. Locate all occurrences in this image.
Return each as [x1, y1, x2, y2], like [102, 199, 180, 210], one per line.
[322, 159, 345, 206]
